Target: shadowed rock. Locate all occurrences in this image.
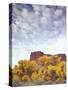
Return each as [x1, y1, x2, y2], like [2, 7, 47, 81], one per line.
[30, 51, 44, 60]
[56, 54, 66, 61]
[30, 51, 66, 61]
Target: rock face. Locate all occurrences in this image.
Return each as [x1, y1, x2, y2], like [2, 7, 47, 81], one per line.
[30, 51, 66, 61]
[57, 54, 66, 61]
[30, 51, 44, 60]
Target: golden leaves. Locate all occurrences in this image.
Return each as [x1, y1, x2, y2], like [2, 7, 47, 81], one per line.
[31, 72, 38, 81]
[12, 55, 66, 84]
[22, 75, 30, 81]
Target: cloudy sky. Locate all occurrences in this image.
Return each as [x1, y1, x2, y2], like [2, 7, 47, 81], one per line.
[9, 3, 66, 65]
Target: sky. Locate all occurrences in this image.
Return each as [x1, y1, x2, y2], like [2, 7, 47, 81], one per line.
[9, 3, 66, 66]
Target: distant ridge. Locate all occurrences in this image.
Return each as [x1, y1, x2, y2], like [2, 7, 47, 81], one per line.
[30, 51, 66, 61]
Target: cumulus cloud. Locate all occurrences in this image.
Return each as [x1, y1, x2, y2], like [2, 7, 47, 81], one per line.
[9, 4, 66, 65]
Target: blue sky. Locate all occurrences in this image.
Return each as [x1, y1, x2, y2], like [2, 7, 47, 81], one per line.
[10, 4, 66, 66]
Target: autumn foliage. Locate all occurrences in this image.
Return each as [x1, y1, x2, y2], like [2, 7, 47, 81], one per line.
[10, 55, 66, 86]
